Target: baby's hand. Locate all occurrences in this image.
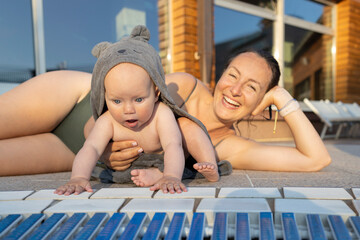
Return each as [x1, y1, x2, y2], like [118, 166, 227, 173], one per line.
[54, 177, 92, 196]
[150, 176, 187, 194]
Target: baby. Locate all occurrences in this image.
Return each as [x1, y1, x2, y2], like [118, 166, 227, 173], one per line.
[55, 25, 218, 195]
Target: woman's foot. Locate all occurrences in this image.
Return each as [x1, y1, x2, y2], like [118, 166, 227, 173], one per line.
[131, 168, 163, 187]
[193, 162, 219, 182]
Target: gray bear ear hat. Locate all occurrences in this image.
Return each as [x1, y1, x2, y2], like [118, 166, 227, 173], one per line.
[90, 25, 210, 138]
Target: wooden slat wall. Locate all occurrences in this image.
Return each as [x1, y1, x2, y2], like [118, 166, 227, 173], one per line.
[336, 0, 360, 103]
[172, 0, 200, 78]
[158, 0, 200, 78]
[322, 5, 334, 100]
[158, 0, 171, 74]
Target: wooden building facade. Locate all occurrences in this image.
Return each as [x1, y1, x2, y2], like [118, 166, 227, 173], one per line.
[158, 0, 360, 104]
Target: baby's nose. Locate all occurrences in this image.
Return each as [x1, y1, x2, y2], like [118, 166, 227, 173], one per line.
[124, 103, 135, 114]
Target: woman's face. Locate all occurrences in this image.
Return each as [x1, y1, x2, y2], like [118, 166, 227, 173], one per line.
[213, 52, 272, 124]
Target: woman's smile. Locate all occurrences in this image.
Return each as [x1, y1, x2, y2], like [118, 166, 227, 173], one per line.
[222, 95, 240, 109]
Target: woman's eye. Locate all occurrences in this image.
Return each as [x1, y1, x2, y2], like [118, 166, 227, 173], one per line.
[248, 85, 257, 92]
[229, 73, 236, 78]
[114, 99, 120, 104]
[135, 98, 143, 103]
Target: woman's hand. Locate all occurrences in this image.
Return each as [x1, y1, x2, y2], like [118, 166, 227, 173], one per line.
[252, 86, 293, 116]
[54, 177, 92, 195]
[100, 140, 143, 171]
[150, 176, 187, 194]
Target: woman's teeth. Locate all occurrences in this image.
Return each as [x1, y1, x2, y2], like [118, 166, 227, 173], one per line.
[223, 96, 240, 107]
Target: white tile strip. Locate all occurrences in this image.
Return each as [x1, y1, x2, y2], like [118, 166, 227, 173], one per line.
[0, 190, 34, 201]
[196, 198, 271, 225]
[218, 187, 281, 198]
[25, 189, 94, 200]
[283, 187, 353, 200]
[91, 188, 153, 199]
[352, 200, 360, 215]
[121, 198, 194, 221]
[275, 199, 355, 226]
[44, 199, 125, 217]
[153, 187, 216, 199]
[352, 188, 360, 199]
[0, 199, 53, 217]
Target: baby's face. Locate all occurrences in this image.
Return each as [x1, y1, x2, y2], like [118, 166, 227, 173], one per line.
[104, 63, 158, 130]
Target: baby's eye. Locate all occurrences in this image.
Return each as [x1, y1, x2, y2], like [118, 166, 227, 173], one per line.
[135, 98, 143, 103]
[114, 99, 120, 104]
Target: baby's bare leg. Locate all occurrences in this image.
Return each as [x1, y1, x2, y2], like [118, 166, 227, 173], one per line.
[0, 133, 75, 176]
[177, 118, 219, 182]
[130, 168, 163, 187]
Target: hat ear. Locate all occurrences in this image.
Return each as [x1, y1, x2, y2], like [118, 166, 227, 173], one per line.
[91, 42, 111, 58]
[130, 25, 150, 42]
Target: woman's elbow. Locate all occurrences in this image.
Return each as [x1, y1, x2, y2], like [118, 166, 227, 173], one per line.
[307, 152, 332, 172]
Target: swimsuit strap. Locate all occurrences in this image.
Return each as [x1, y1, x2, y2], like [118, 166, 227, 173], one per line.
[179, 76, 198, 108]
[214, 139, 225, 148]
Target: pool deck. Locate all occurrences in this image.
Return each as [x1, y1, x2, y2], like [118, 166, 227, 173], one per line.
[1, 138, 360, 192]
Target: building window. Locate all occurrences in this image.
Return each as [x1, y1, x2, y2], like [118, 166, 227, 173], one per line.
[285, 0, 330, 25]
[43, 0, 159, 73]
[214, 0, 334, 100]
[0, 0, 34, 83]
[230, 0, 276, 11]
[214, 6, 273, 82]
[295, 76, 310, 100]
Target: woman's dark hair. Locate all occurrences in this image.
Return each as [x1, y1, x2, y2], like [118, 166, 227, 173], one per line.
[224, 49, 281, 92]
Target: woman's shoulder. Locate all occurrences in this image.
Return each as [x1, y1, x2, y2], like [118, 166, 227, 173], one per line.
[165, 72, 198, 93]
[165, 72, 211, 106]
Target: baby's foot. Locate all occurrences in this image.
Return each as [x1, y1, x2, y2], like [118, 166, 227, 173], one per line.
[131, 168, 163, 187]
[193, 162, 219, 182]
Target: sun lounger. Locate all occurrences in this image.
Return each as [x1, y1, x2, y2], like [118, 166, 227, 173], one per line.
[303, 98, 353, 139]
[339, 102, 360, 137]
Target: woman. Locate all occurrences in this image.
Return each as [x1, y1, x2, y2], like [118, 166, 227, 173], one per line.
[0, 50, 331, 176]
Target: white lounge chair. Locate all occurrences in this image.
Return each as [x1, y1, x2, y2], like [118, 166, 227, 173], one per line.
[303, 98, 352, 139]
[339, 102, 360, 137]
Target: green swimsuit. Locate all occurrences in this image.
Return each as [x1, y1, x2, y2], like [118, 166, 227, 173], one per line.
[52, 92, 92, 154]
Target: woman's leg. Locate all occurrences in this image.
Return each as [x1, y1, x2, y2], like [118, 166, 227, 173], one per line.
[0, 70, 91, 175]
[0, 133, 75, 176]
[0, 70, 91, 139]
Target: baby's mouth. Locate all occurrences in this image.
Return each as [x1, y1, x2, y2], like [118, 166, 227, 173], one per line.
[125, 119, 138, 127]
[223, 95, 240, 108]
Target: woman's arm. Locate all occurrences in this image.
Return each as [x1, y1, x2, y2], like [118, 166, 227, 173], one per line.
[218, 86, 331, 172]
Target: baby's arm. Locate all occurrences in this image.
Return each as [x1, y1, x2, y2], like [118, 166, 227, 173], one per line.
[150, 103, 187, 194]
[55, 116, 113, 195]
